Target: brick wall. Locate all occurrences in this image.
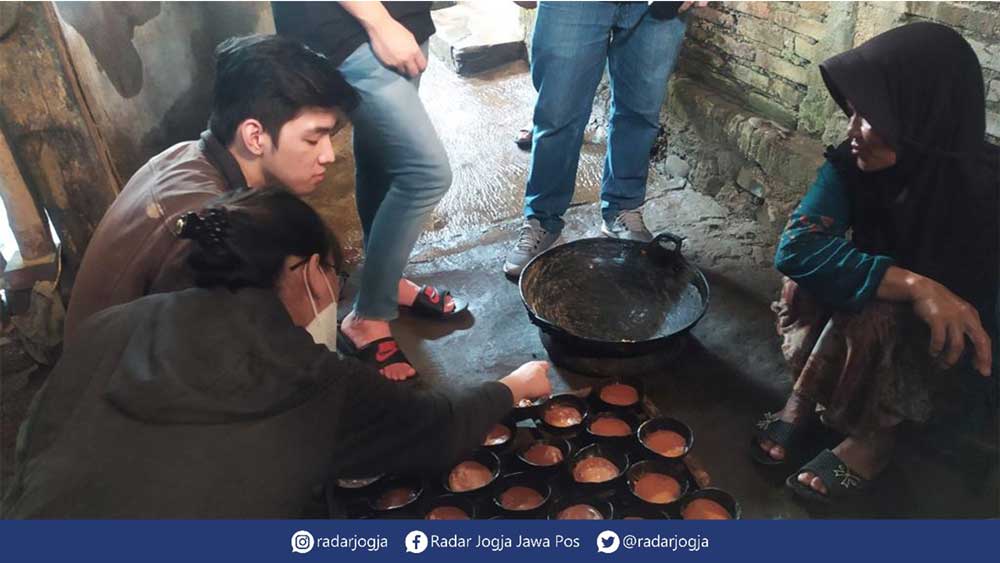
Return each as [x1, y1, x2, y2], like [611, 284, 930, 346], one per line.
[681, 1, 1000, 145]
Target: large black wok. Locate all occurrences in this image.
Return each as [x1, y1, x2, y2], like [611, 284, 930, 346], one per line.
[519, 233, 709, 358]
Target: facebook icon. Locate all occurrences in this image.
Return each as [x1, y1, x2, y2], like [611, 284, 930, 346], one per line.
[404, 530, 429, 554]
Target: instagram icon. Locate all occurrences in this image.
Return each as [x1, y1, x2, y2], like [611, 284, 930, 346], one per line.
[291, 530, 315, 554]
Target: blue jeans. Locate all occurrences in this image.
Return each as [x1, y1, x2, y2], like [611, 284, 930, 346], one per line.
[339, 43, 452, 321]
[524, 1, 687, 233]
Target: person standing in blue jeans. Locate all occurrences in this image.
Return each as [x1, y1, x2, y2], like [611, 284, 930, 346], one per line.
[274, 2, 464, 380]
[504, 1, 703, 277]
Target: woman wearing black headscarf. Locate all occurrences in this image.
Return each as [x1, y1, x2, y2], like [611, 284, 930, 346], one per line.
[753, 22, 998, 503]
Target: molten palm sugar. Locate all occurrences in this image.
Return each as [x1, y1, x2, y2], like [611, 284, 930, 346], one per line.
[483, 424, 512, 446]
[682, 499, 731, 520]
[499, 486, 544, 511]
[543, 404, 583, 428]
[375, 487, 417, 510]
[572, 457, 620, 483]
[448, 461, 493, 492]
[426, 506, 471, 520]
[522, 443, 564, 466]
[589, 416, 631, 437]
[556, 504, 604, 520]
[644, 429, 687, 457]
[633, 473, 681, 504]
[599, 383, 639, 406]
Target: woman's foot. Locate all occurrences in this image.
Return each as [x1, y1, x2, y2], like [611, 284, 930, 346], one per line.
[340, 311, 416, 380]
[398, 278, 456, 313]
[757, 392, 816, 462]
[796, 430, 894, 496]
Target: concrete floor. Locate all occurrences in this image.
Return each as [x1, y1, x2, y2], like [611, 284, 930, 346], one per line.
[326, 56, 999, 519]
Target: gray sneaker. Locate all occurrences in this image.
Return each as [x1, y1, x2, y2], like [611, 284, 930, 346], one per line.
[601, 208, 653, 242]
[503, 218, 560, 277]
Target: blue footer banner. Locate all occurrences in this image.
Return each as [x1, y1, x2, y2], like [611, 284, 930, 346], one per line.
[0, 520, 995, 562]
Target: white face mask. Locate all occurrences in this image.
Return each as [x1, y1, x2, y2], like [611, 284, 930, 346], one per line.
[303, 266, 338, 351]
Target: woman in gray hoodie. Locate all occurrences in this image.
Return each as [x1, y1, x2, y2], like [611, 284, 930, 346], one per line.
[4, 188, 549, 518]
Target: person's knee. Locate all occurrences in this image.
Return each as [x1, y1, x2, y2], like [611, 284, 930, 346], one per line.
[610, 80, 668, 126]
[532, 54, 602, 130]
[534, 94, 593, 137]
[831, 302, 901, 344]
[612, 105, 661, 130]
[426, 148, 452, 193]
[405, 149, 451, 200]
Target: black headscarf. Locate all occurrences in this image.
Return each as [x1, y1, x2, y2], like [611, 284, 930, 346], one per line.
[820, 22, 999, 333]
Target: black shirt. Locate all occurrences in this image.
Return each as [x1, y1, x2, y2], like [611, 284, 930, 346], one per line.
[272, 1, 435, 67]
[649, 2, 684, 20]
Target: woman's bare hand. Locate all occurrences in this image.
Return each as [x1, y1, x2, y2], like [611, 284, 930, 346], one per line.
[500, 361, 552, 405]
[911, 277, 992, 376]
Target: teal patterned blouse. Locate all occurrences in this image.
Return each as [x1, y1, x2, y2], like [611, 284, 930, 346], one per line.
[774, 162, 896, 311]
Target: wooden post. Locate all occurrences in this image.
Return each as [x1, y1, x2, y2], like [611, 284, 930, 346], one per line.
[0, 124, 57, 293]
[0, 126, 55, 263]
[0, 1, 120, 287]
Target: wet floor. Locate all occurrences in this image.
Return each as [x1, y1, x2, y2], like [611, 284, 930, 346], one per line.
[419, 58, 606, 240]
[307, 56, 608, 259]
[321, 56, 998, 518]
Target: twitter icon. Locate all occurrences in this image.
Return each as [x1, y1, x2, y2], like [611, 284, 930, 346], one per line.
[596, 531, 620, 554]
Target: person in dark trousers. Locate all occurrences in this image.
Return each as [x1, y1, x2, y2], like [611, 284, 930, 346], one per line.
[4, 188, 551, 518]
[274, 2, 462, 381]
[65, 34, 358, 338]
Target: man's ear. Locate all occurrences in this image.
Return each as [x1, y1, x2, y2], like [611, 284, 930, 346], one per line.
[236, 119, 267, 156]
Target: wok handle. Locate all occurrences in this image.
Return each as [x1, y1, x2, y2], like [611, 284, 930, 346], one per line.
[647, 232, 685, 260]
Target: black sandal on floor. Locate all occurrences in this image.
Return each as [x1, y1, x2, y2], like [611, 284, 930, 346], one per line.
[750, 411, 816, 466]
[785, 449, 869, 505]
[515, 127, 532, 150]
[400, 285, 468, 319]
[338, 333, 417, 379]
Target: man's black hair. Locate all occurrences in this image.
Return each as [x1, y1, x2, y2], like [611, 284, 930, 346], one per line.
[208, 34, 359, 147]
